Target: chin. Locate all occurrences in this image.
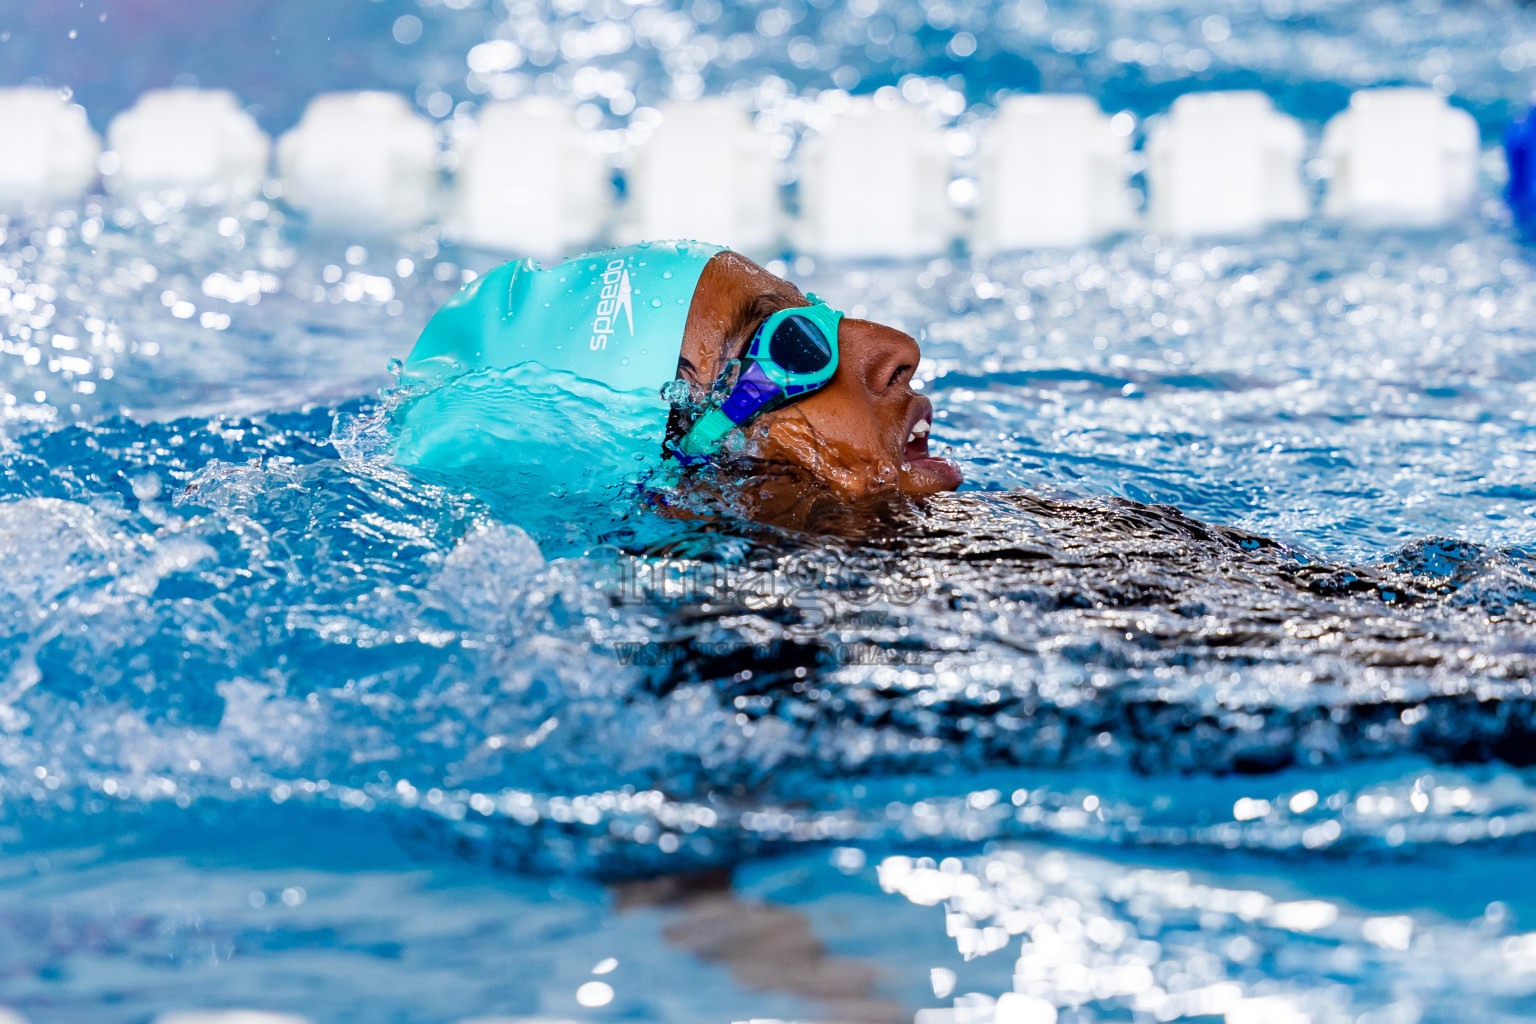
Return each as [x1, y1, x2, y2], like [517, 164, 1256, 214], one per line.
[900, 456, 964, 494]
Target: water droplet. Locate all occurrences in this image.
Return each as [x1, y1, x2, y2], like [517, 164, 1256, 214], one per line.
[650, 297, 662, 308]
[662, 270, 673, 279]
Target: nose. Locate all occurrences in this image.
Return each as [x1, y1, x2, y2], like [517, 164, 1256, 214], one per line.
[840, 318, 921, 394]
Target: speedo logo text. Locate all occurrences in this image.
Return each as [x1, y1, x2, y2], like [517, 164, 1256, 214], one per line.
[589, 258, 635, 350]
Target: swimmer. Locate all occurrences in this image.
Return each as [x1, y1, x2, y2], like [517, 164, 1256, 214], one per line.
[400, 241, 963, 515]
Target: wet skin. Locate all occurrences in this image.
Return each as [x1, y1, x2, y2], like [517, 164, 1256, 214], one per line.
[674, 251, 963, 501]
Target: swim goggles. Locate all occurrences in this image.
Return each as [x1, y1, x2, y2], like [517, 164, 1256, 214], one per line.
[673, 298, 843, 464]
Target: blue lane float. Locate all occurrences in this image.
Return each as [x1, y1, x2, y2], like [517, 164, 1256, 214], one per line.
[1505, 104, 1536, 235]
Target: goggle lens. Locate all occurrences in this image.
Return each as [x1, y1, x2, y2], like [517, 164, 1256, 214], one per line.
[767, 314, 834, 376]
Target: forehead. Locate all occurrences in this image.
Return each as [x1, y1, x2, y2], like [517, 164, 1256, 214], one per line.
[708, 250, 806, 305]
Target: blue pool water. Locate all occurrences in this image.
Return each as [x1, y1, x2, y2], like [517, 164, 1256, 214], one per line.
[5, 1, 1536, 1022]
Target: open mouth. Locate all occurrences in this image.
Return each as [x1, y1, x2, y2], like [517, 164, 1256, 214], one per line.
[904, 414, 932, 462]
[900, 398, 963, 491]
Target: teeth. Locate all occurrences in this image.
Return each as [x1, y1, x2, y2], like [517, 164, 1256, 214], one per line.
[906, 420, 931, 444]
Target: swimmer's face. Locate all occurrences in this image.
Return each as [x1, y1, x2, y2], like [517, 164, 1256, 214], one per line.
[677, 252, 963, 499]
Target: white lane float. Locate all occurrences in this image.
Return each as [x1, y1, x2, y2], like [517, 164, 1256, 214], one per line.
[794, 98, 957, 259]
[0, 87, 101, 205]
[972, 94, 1133, 251]
[616, 98, 782, 256]
[277, 91, 439, 233]
[15, 81, 1492, 249]
[106, 88, 270, 197]
[1146, 91, 1307, 237]
[1322, 88, 1480, 227]
[447, 98, 610, 258]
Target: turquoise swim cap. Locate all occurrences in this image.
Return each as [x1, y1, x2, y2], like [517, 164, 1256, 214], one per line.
[402, 240, 725, 394]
